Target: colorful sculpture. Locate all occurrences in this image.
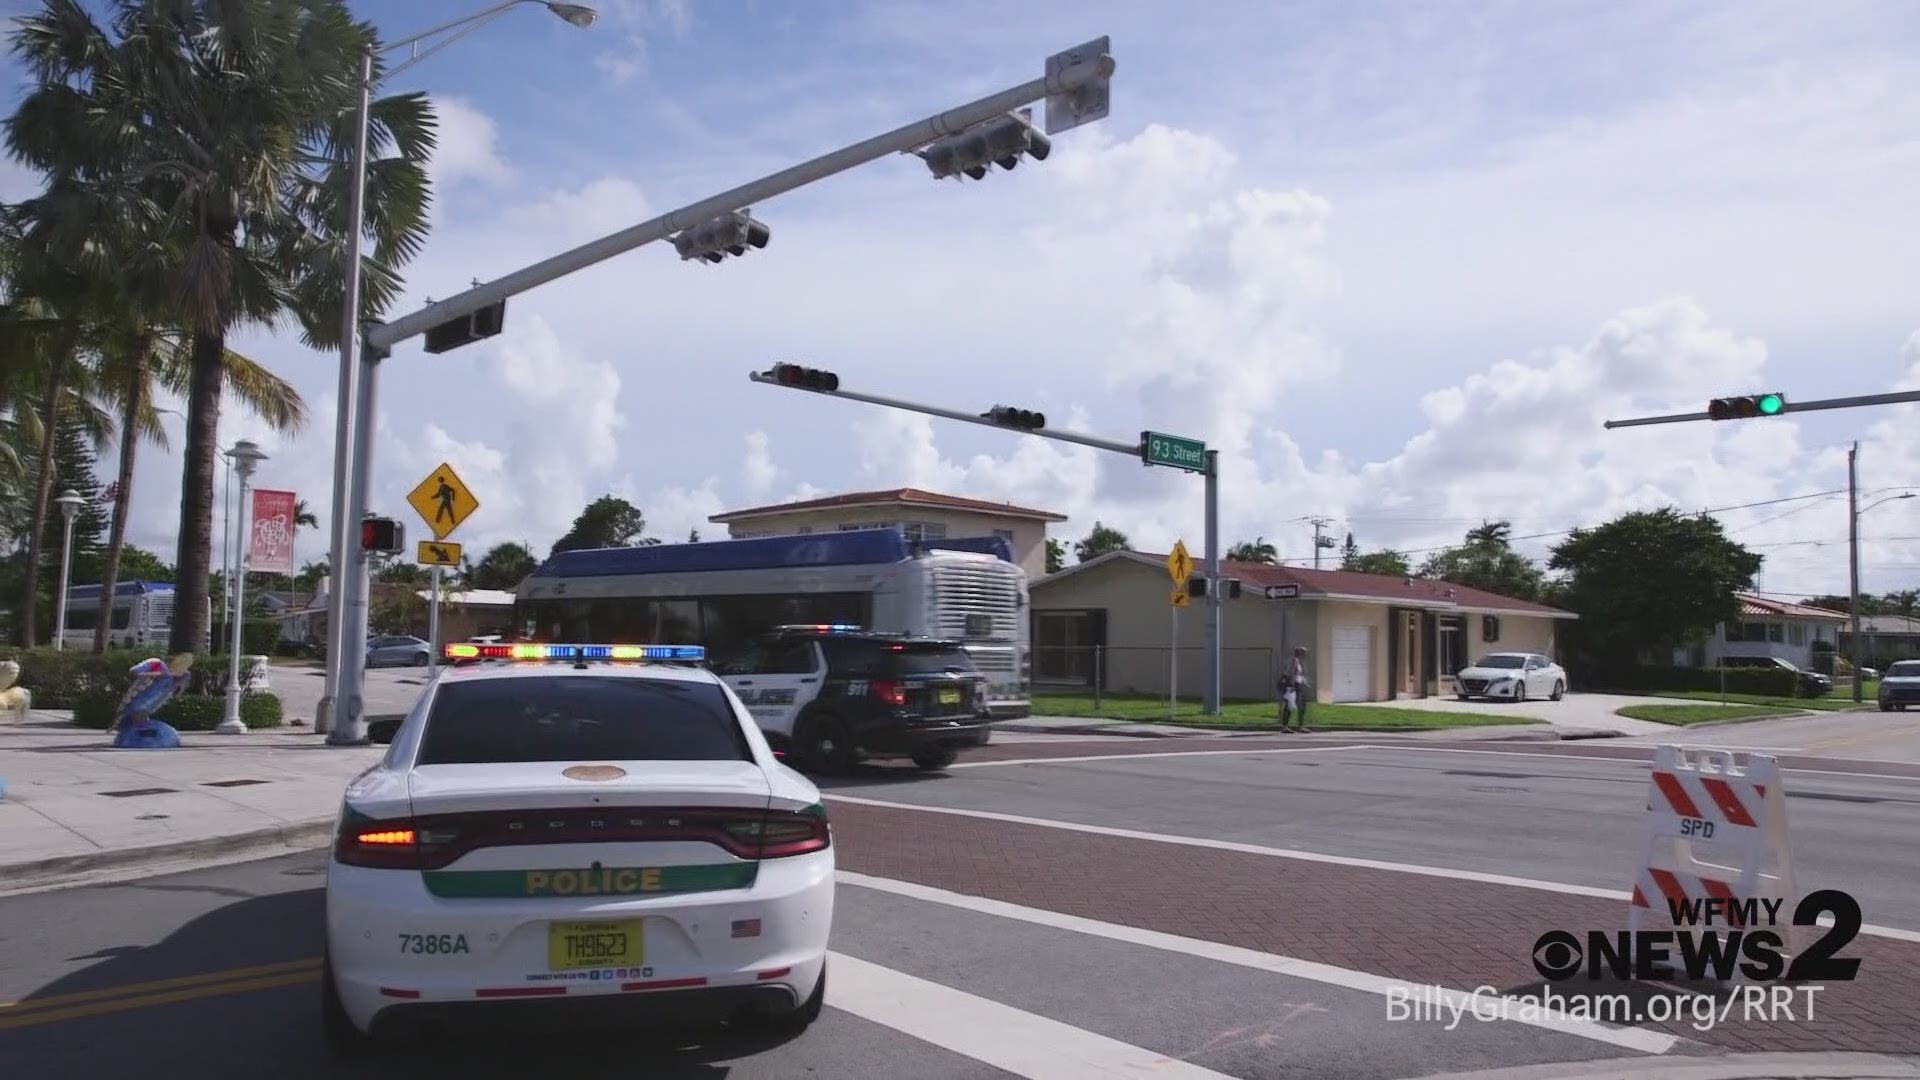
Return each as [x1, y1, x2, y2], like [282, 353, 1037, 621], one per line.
[112, 654, 195, 749]
[0, 659, 29, 724]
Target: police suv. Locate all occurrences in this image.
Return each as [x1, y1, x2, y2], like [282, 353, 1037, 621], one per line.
[714, 625, 993, 774]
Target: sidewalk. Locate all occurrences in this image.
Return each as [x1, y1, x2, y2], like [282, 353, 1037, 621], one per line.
[997, 714, 1621, 740]
[0, 710, 389, 895]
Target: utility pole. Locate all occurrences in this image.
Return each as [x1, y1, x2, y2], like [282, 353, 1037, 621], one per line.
[1848, 442, 1862, 703]
[1308, 517, 1335, 570]
[1204, 450, 1220, 713]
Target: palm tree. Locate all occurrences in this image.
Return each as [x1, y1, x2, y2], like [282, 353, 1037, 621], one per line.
[7, 0, 436, 654]
[1227, 537, 1279, 564]
[294, 499, 319, 531]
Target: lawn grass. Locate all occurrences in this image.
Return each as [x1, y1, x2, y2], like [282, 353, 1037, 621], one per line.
[1030, 693, 1539, 731]
[1652, 684, 1877, 712]
[1616, 702, 1802, 726]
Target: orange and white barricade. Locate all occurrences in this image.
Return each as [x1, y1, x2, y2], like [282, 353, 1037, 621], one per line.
[1628, 744, 1798, 981]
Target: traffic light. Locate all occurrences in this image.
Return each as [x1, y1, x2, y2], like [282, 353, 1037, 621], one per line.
[921, 109, 1051, 182]
[984, 405, 1046, 430]
[423, 299, 507, 354]
[360, 516, 404, 554]
[770, 363, 839, 392]
[672, 210, 770, 264]
[1707, 393, 1787, 420]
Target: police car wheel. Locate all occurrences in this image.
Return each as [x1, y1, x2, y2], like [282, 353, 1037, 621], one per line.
[797, 713, 857, 775]
[320, 955, 374, 1057]
[912, 747, 958, 771]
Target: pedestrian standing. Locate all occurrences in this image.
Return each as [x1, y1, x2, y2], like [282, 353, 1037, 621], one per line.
[1279, 645, 1312, 732]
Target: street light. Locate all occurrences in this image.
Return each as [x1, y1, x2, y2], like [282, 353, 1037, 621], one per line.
[51, 489, 83, 651]
[1850, 483, 1915, 701]
[319, 0, 597, 743]
[220, 440, 268, 735]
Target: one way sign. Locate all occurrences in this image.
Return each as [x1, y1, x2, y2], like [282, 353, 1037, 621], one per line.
[1263, 584, 1300, 600]
[417, 540, 463, 567]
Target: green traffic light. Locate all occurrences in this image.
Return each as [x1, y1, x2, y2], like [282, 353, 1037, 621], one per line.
[1758, 393, 1785, 415]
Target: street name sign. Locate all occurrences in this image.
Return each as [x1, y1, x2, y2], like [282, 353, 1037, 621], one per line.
[1167, 540, 1194, 584]
[407, 462, 479, 541]
[1263, 584, 1300, 600]
[418, 540, 463, 567]
[1142, 431, 1206, 473]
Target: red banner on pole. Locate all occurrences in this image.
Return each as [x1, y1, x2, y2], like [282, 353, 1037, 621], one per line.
[250, 489, 297, 574]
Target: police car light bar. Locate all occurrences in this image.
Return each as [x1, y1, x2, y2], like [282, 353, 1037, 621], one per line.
[443, 643, 706, 662]
[774, 624, 865, 633]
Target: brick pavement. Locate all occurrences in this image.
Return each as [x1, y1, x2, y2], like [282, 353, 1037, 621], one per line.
[828, 799, 1920, 1054]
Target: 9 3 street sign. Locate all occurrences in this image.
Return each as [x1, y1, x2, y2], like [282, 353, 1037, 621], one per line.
[1142, 431, 1206, 473]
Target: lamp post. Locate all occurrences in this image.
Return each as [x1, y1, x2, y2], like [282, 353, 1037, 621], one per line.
[318, 0, 598, 742]
[220, 440, 269, 734]
[1849, 459, 1914, 701]
[51, 489, 83, 651]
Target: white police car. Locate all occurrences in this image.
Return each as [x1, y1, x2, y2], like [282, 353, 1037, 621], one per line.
[321, 642, 833, 1050]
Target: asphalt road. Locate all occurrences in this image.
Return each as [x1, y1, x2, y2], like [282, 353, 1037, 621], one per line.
[1616, 710, 1920, 765]
[4, 738, 1916, 1075]
[830, 742, 1920, 931]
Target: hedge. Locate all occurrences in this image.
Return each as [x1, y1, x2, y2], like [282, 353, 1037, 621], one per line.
[210, 618, 280, 656]
[8, 646, 281, 729]
[1577, 665, 1803, 698]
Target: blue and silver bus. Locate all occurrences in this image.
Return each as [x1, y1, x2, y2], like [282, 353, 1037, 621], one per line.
[513, 528, 1031, 717]
[59, 580, 176, 650]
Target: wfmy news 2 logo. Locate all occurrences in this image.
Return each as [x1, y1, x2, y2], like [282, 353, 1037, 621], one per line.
[1532, 889, 1864, 983]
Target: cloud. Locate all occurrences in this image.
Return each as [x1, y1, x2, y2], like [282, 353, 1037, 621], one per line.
[429, 97, 512, 188]
[741, 431, 778, 496]
[506, 177, 650, 243]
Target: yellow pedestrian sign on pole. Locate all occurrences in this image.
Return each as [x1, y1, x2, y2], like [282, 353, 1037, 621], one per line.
[417, 540, 463, 567]
[407, 462, 478, 540]
[1170, 588, 1189, 608]
[1167, 540, 1193, 586]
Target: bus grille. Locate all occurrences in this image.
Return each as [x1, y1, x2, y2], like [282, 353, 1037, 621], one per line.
[928, 563, 1020, 640]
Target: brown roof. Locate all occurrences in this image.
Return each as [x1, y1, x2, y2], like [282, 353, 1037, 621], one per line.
[1736, 593, 1849, 622]
[1051, 551, 1576, 618]
[710, 487, 1068, 524]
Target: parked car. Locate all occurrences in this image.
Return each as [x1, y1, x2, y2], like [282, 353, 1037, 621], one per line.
[1717, 655, 1832, 696]
[1454, 652, 1567, 702]
[364, 634, 431, 669]
[1877, 660, 1920, 712]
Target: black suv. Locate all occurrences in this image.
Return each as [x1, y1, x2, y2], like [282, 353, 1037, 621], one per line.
[1718, 655, 1833, 696]
[716, 626, 993, 774]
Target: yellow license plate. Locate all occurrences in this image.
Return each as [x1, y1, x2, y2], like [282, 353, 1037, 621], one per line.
[939, 689, 961, 705]
[548, 920, 643, 971]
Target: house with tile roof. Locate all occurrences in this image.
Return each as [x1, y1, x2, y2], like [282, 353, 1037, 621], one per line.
[710, 488, 1067, 581]
[1030, 550, 1577, 704]
[1671, 592, 1850, 672]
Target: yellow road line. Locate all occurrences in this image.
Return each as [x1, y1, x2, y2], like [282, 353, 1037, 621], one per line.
[0, 957, 320, 1017]
[0, 970, 320, 1031]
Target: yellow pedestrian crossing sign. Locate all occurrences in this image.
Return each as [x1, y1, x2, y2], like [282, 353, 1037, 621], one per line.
[1167, 540, 1193, 584]
[418, 540, 463, 567]
[1170, 588, 1189, 608]
[407, 462, 478, 541]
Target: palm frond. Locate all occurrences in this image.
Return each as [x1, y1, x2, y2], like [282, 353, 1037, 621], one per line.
[220, 347, 306, 433]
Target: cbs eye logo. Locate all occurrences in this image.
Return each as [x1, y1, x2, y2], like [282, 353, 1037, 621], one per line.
[1532, 930, 1584, 980]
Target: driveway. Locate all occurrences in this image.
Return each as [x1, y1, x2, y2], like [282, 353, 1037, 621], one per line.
[1347, 691, 1693, 736]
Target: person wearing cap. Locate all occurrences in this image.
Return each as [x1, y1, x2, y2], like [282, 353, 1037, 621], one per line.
[1279, 645, 1312, 732]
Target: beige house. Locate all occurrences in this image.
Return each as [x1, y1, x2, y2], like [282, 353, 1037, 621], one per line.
[709, 488, 1067, 581]
[1031, 551, 1578, 703]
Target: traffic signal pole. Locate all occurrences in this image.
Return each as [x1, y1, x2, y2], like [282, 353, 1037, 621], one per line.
[1604, 389, 1920, 429]
[316, 39, 1115, 745]
[747, 369, 1228, 716]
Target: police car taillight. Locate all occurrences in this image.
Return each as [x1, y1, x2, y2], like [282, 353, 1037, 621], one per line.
[869, 680, 909, 707]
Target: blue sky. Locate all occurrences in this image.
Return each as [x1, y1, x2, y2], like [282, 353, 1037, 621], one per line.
[6, 0, 1920, 595]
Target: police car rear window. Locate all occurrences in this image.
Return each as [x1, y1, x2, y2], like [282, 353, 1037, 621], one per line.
[821, 638, 977, 677]
[418, 677, 752, 765]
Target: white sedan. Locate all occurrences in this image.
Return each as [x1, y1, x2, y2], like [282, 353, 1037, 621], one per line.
[1454, 652, 1567, 703]
[322, 642, 833, 1051]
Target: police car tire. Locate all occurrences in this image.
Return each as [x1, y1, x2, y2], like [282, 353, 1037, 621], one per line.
[912, 747, 958, 771]
[797, 713, 857, 775]
[321, 956, 374, 1057]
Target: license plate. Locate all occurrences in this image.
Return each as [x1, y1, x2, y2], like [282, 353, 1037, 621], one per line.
[938, 688, 961, 705]
[548, 920, 643, 971]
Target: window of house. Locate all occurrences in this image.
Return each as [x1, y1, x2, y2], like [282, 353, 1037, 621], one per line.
[901, 522, 947, 542]
[1788, 623, 1806, 646]
[1767, 623, 1784, 643]
[839, 521, 892, 532]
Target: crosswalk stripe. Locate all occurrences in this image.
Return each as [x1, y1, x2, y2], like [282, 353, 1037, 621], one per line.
[826, 950, 1236, 1079]
[838, 871, 1680, 1055]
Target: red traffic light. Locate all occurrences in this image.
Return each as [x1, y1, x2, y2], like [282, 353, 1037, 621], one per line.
[770, 364, 839, 392]
[360, 517, 403, 553]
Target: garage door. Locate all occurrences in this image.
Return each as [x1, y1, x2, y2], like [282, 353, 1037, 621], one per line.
[1331, 625, 1372, 702]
